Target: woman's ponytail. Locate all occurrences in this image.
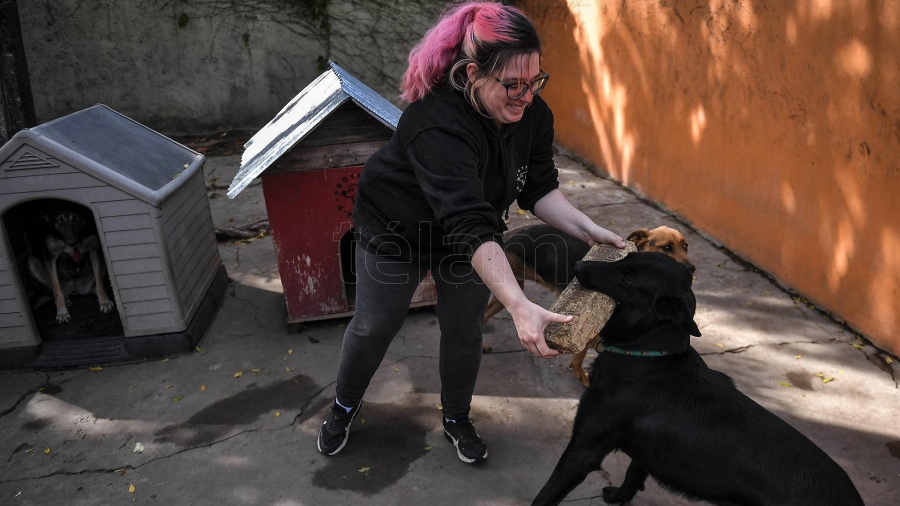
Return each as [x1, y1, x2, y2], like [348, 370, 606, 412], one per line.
[401, 2, 535, 103]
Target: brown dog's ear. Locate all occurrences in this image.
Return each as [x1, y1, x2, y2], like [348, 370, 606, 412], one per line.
[627, 229, 650, 249]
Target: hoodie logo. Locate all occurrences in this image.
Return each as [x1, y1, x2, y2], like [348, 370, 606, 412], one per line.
[516, 165, 528, 192]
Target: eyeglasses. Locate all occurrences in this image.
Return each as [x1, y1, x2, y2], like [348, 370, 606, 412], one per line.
[494, 69, 549, 100]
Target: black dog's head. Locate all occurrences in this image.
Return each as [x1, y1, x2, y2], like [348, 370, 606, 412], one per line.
[574, 252, 701, 339]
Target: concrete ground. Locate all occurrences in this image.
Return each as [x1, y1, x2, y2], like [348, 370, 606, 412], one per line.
[1, 150, 898, 505]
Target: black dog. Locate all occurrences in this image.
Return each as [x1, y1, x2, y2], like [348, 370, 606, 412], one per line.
[26, 202, 114, 323]
[533, 252, 863, 505]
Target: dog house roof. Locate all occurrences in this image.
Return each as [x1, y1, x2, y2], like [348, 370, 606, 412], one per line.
[227, 61, 401, 198]
[10, 105, 204, 207]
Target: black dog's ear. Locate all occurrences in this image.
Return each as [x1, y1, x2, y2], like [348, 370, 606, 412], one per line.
[687, 319, 702, 337]
[654, 295, 701, 336]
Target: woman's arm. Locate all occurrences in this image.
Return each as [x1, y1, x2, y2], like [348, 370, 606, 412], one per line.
[471, 240, 570, 358]
[532, 189, 626, 248]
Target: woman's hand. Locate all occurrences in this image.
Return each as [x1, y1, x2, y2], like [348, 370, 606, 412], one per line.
[587, 225, 626, 249]
[470, 240, 570, 358]
[507, 299, 570, 358]
[532, 189, 626, 248]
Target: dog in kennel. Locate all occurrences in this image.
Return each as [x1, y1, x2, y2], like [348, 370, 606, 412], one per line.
[4, 199, 116, 331]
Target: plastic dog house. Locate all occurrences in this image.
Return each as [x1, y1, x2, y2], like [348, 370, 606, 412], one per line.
[0, 105, 228, 369]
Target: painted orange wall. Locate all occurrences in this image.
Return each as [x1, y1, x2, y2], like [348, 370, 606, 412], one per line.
[521, 0, 899, 354]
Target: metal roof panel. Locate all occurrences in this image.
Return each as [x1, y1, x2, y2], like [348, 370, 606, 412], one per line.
[227, 61, 400, 199]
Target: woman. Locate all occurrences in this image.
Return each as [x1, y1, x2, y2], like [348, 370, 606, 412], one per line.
[317, 1, 625, 464]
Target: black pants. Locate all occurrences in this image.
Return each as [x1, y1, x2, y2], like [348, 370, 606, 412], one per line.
[336, 245, 491, 420]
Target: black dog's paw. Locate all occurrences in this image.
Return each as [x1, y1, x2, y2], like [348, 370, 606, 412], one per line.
[602, 486, 634, 504]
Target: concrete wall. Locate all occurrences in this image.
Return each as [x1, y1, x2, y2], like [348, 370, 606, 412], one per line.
[20, 0, 445, 134]
[522, 0, 900, 354]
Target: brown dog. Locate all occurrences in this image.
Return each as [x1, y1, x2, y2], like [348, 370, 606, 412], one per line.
[483, 224, 695, 386]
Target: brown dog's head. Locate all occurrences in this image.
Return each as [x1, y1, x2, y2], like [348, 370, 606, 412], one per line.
[627, 226, 695, 274]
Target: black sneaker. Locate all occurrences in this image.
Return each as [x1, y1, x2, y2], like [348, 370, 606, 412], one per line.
[443, 417, 488, 463]
[317, 400, 362, 456]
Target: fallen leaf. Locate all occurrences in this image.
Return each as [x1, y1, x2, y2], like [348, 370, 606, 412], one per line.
[393, 367, 399, 372]
[89, 366, 103, 372]
[234, 371, 243, 378]
[516, 209, 528, 215]
[715, 343, 724, 348]
[286, 367, 295, 372]
[779, 382, 792, 387]
[275, 411, 281, 417]
[436, 404, 443, 410]
[795, 355, 803, 359]
[165, 385, 173, 389]
[822, 377, 835, 384]
[886, 357, 894, 365]
[44, 447, 51, 454]
[129, 484, 136, 493]
[115, 468, 127, 475]
[200, 384, 208, 392]
[173, 395, 184, 402]
[37, 386, 45, 392]
[358, 467, 371, 473]
[251, 368, 261, 373]
[133, 443, 144, 454]
[288, 349, 293, 354]
[25, 447, 33, 454]
[852, 344, 863, 349]
[195, 346, 203, 352]
[424, 445, 433, 451]
[816, 373, 825, 377]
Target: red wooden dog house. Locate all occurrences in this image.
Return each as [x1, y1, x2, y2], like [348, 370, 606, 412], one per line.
[228, 61, 435, 323]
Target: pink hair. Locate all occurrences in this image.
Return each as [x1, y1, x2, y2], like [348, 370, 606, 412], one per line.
[401, 2, 526, 103]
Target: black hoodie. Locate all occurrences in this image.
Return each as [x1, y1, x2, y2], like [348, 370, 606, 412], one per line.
[353, 82, 559, 262]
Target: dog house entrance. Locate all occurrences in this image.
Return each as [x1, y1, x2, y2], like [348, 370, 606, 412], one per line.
[3, 199, 124, 342]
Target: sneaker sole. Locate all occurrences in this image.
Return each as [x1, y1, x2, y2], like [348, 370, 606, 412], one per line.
[443, 429, 487, 464]
[317, 402, 361, 456]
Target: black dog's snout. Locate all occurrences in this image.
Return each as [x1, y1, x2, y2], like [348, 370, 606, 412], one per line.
[573, 261, 587, 277]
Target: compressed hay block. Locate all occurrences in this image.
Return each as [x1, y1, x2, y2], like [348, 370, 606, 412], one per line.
[544, 241, 637, 354]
